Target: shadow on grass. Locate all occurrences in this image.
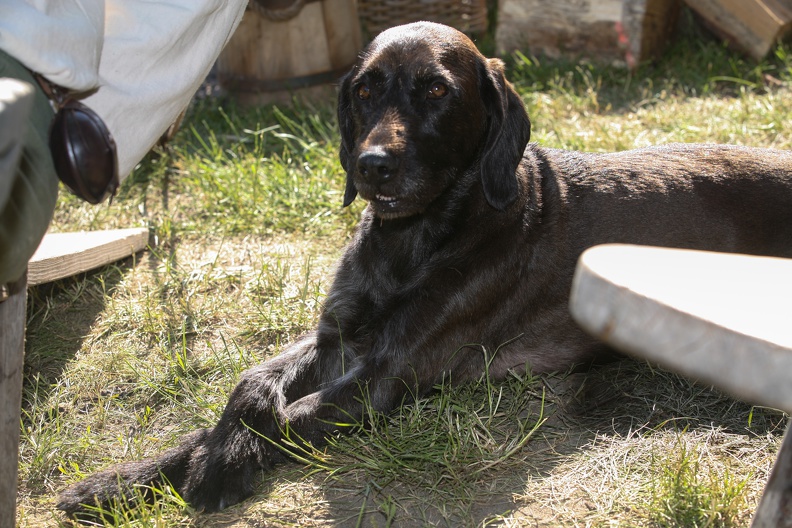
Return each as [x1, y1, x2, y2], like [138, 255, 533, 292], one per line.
[191, 359, 787, 528]
[22, 146, 179, 397]
[25, 260, 135, 383]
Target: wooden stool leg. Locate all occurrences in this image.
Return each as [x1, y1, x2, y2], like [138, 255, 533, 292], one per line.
[752, 424, 792, 528]
[0, 274, 26, 528]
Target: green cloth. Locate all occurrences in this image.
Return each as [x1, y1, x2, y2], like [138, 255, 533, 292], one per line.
[0, 49, 59, 285]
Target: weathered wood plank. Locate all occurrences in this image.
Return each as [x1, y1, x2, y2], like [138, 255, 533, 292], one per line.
[216, 2, 361, 105]
[322, 0, 363, 70]
[28, 228, 149, 286]
[570, 244, 792, 527]
[685, 0, 792, 60]
[571, 244, 792, 412]
[0, 275, 25, 528]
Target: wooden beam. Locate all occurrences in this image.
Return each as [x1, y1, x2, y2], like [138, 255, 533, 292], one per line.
[0, 276, 25, 528]
[685, 0, 792, 60]
[28, 228, 149, 286]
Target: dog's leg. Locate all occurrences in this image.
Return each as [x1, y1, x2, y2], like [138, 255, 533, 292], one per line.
[59, 276, 486, 516]
[179, 335, 338, 511]
[57, 333, 339, 516]
[179, 342, 417, 512]
[56, 428, 209, 518]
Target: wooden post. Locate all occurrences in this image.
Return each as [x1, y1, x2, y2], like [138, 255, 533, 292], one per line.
[0, 275, 26, 528]
[751, 425, 792, 527]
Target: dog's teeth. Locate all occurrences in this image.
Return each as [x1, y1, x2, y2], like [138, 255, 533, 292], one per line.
[376, 194, 396, 202]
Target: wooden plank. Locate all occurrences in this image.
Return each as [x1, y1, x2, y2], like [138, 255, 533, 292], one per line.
[216, 2, 361, 106]
[287, 2, 332, 78]
[570, 244, 792, 413]
[685, 0, 792, 60]
[624, 0, 683, 67]
[0, 275, 25, 528]
[28, 228, 149, 286]
[322, 0, 362, 70]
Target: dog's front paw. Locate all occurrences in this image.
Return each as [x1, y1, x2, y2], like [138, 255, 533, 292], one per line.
[57, 430, 206, 519]
[57, 469, 121, 517]
[57, 460, 160, 519]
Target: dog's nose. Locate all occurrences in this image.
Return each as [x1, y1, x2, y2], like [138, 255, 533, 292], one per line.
[357, 150, 397, 183]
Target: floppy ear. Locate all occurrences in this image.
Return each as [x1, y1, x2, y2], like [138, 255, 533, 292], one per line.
[337, 71, 358, 207]
[478, 58, 531, 210]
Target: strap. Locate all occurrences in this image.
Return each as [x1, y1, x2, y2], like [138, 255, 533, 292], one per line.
[249, 0, 322, 21]
[219, 64, 351, 93]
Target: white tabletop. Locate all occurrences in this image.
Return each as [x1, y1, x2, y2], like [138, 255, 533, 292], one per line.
[570, 244, 792, 413]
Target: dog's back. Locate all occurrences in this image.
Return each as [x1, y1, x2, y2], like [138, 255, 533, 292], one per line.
[530, 143, 792, 261]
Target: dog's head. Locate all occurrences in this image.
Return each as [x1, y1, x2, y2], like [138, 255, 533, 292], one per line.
[337, 22, 531, 219]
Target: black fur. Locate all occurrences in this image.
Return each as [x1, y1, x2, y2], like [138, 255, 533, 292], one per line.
[58, 21, 792, 518]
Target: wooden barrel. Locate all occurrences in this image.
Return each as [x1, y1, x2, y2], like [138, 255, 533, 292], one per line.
[216, 0, 362, 105]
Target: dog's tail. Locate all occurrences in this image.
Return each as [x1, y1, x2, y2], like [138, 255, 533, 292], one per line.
[56, 428, 209, 521]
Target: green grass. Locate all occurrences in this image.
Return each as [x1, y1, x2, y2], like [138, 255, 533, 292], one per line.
[16, 12, 791, 527]
[647, 433, 749, 528]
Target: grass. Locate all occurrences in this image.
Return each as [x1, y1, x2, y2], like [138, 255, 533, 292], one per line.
[16, 11, 791, 527]
[646, 433, 749, 527]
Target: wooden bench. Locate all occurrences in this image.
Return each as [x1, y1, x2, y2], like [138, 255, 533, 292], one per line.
[570, 244, 792, 527]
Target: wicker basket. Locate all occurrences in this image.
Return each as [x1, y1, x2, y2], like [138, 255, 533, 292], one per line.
[358, 0, 488, 37]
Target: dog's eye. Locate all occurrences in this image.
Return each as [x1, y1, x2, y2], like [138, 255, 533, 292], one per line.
[427, 82, 448, 100]
[357, 84, 371, 100]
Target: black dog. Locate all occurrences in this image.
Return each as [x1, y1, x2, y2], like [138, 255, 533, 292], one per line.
[58, 21, 792, 516]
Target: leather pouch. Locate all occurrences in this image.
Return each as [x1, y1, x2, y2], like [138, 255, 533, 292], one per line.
[49, 98, 118, 204]
[36, 75, 119, 204]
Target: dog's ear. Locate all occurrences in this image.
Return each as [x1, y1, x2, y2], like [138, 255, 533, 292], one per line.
[337, 70, 358, 207]
[478, 58, 531, 210]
